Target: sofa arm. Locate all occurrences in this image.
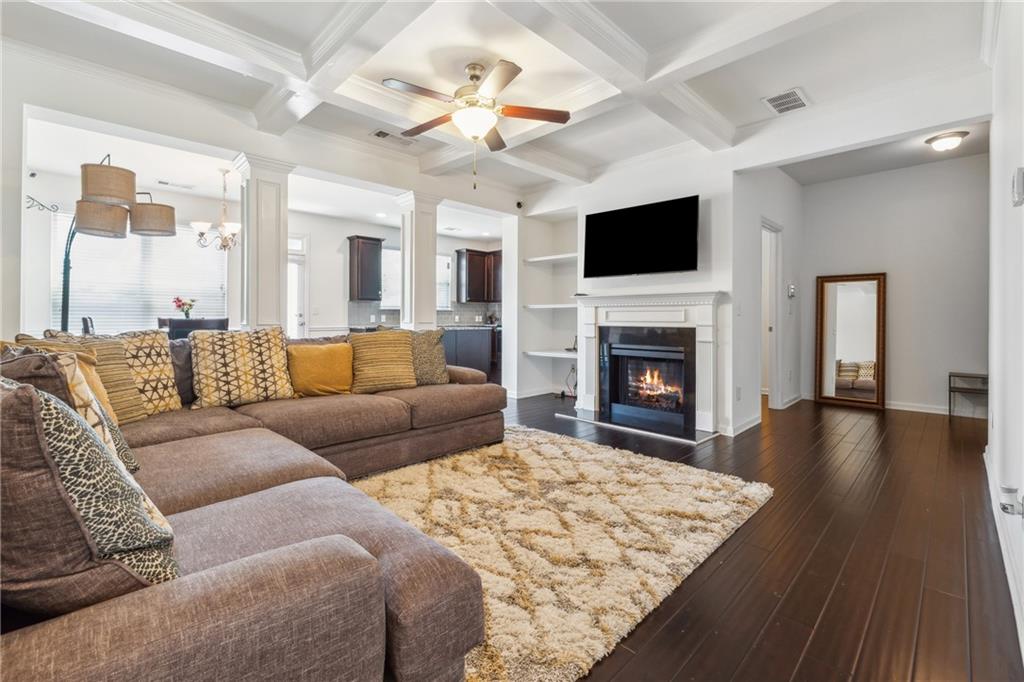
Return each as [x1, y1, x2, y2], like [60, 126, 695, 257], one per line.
[447, 365, 488, 384]
[1, 536, 385, 681]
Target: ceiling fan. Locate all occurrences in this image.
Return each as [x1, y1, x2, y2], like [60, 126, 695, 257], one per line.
[382, 60, 571, 152]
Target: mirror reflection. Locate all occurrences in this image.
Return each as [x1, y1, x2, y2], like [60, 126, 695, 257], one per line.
[817, 276, 884, 406]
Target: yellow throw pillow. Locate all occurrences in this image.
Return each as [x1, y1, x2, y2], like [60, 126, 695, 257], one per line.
[287, 343, 353, 397]
[350, 330, 417, 394]
[3, 339, 117, 423]
[190, 327, 294, 408]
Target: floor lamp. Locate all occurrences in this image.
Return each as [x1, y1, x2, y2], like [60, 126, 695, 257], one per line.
[58, 155, 176, 332]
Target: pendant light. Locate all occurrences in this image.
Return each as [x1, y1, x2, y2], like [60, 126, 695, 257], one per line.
[192, 169, 240, 250]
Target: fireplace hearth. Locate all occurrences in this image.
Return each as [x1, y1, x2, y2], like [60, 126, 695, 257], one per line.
[599, 326, 696, 440]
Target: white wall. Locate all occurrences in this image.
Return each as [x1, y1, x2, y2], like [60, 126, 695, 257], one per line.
[834, 284, 877, 361]
[733, 168, 804, 428]
[800, 153, 990, 415]
[986, 0, 1024, 655]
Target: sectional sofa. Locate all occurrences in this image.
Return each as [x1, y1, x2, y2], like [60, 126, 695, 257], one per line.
[1, 336, 508, 681]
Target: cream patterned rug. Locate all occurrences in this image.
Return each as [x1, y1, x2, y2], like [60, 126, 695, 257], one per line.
[354, 426, 773, 681]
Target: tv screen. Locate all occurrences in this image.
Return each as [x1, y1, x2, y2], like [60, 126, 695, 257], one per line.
[583, 195, 698, 278]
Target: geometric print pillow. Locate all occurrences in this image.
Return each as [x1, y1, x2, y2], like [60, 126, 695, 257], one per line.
[190, 326, 294, 408]
[115, 330, 182, 416]
[857, 360, 876, 380]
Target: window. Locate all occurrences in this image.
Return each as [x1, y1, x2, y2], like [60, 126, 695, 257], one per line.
[380, 247, 402, 310]
[436, 255, 452, 310]
[50, 212, 228, 333]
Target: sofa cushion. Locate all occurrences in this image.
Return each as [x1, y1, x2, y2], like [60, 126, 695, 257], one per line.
[34, 332, 149, 424]
[190, 327, 293, 408]
[0, 378, 177, 616]
[410, 329, 449, 386]
[119, 406, 261, 449]
[234, 394, 411, 450]
[287, 342, 353, 397]
[133, 428, 343, 514]
[1, 351, 139, 473]
[380, 383, 507, 429]
[168, 476, 483, 681]
[350, 330, 417, 394]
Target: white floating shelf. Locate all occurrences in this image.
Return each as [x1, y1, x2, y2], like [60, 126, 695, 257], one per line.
[523, 252, 578, 265]
[523, 303, 577, 310]
[523, 350, 578, 359]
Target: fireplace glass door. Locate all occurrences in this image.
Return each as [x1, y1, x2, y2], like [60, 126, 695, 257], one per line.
[621, 357, 684, 413]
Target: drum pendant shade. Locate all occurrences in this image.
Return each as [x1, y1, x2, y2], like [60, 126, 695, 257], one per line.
[80, 163, 136, 205]
[130, 202, 176, 236]
[74, 200, 128, 238]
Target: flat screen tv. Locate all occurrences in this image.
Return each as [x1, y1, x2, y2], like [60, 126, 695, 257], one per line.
[583, 195, 698, 278]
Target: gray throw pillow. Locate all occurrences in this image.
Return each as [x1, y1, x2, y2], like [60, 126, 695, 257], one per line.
[410, 330, 449, 386]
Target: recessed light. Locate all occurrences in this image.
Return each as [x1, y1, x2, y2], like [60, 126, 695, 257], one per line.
[375, 212, 387, 218]
[482, 232, 491, 236]
[925, 131, 969, 152]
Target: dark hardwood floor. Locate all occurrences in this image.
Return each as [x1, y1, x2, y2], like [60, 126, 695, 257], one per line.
[503, 394, 1023, 682]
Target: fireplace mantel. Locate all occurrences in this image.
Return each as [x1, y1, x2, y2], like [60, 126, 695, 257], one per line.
[575, 291, 723, 434]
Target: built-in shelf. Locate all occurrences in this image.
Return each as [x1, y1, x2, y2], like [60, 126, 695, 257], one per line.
[523, 303, 577, 310]
[523, 252, 578, 265]
[523, 350, 577, 359]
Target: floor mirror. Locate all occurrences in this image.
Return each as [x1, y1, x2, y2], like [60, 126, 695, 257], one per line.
[815, 273, 886, 409]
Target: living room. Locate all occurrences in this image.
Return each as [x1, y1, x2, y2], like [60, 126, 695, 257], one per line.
[2, 2, 1022, 681]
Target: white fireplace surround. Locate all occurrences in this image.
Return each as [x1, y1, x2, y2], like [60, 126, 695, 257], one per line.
[575, 292, 723, 434]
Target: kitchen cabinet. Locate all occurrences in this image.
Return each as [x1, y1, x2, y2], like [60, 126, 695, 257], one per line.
[441, 328, 493, 374]
[456, 249, 502, 303]
[348, 235, 384, 301]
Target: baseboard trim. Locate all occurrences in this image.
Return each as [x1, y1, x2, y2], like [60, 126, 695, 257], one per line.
[782, 394, 803, 409]
[983, 445, 1024, 662]
[508, 387, 563, 400]
[731, 414, 762, 437]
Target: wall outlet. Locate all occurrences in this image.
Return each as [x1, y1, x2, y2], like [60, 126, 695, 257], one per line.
[454, 315, 460, 322]
[369, 314, 376, 323]
[475, 315, 483, 322]
[735, 386, 742, 402]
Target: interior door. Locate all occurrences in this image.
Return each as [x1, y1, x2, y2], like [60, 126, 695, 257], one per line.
[286, 256, 306, 338]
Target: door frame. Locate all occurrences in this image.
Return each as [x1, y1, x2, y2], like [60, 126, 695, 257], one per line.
[287, 234, 310, 338]
[761, 218, 784, 410]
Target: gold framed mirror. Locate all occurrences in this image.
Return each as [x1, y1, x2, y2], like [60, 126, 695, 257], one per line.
[815, 273, 886, 409]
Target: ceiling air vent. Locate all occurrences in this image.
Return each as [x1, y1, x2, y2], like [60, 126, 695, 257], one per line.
[370, 129, 413, 147]
[156, 179, 195, 190]
[761, 88, 809, 116]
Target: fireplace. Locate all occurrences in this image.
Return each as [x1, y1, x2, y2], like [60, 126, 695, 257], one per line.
[599, 326, 696, 439]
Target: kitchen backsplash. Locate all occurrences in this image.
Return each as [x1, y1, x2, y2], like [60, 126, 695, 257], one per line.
[347, 300, 500, 327]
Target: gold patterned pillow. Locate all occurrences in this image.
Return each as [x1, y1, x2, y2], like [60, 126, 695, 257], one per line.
[837, 361, 859, 381]
[350, 330, 417, 394]
[38, 332, 148, 424]
[190, 327, 293, 408]
[116, 331, 181, 415]
[857, 361, 876, 380]
[410, 329, 449, 386]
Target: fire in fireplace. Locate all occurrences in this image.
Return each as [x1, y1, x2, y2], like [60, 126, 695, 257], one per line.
[599, 326, 696, 440]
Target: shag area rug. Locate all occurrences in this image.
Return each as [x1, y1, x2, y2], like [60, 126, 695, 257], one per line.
[353, 425, 773, 681]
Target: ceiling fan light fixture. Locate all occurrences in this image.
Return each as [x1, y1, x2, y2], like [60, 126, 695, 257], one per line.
[452, 106, 498, 140]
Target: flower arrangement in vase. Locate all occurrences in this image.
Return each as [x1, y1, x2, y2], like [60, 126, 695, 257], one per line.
[173, 296, 197, 319]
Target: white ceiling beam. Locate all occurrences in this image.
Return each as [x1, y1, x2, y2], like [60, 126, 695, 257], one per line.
[641, 84, 735, 152]
[252, 85, 322, 135]
[500, 146, 591, 186]
[31, 0, 306, 87]
[644, 1, 864, 85]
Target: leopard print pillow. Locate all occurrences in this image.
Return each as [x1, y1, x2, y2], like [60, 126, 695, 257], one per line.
[23, 378, 177, 584]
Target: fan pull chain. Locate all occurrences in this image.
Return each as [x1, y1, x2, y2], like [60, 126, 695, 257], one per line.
[473, 141, 478, 190]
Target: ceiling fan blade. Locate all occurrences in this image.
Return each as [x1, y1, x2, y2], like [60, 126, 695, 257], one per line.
[499, 105, 570, 124]
[382, 78, 454, 103]
[401, 113, 452, 137]
[484, 127, 507, 152]
[477, 60, 522, 99]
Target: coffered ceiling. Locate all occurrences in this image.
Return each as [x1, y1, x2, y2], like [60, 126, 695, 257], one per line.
[1, 1, 993, 191]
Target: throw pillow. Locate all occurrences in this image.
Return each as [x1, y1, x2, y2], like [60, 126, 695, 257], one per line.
[350, 330, 417, 394]
[287, 343, 353, 397]
[410, 329, 449, 385]
[6, 338, 117, 422]
[36, 332, 148, 424]
[190, 326, 294, 408]
[857, 360, 876, 380]
[168, 337, 195, 405]
[0, 351, 139, 473]
[117, 330, 182, 415]
[0, 377, 177, 615]
[837, 361, 859, 381]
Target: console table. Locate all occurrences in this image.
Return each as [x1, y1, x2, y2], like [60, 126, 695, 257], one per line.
[948, 371, 988, 417]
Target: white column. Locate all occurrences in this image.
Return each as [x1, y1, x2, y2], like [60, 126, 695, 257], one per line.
[395, 191, 440, 330]
[232, 153, 294, 330]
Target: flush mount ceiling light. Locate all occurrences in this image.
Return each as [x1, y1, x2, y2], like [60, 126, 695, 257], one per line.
[925, 131, 969, 151]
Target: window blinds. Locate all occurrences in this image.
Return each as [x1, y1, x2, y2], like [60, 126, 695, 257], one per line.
[50, 212, 228, 334]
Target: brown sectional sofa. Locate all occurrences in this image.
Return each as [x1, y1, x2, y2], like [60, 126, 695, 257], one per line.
[2, 351, 506, 681]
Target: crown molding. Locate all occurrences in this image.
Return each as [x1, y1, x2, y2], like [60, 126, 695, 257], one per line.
[303, 1, 387, 77]
[232, 152, 296, 176]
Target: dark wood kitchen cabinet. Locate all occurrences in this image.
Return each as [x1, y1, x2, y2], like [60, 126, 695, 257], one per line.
[348, 235, 384, 301]
[441, 328, 492, 374]
[456, 249, 502, 303]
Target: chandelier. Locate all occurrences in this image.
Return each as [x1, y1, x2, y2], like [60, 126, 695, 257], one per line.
[192, 169, 240, 250]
